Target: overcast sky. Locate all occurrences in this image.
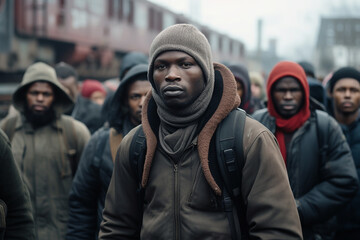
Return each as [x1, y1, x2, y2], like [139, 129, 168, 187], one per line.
[148, 0, 360, 61]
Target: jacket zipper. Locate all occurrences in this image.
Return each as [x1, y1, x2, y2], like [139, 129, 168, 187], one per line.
[172, 142, 197, 240]
[174, 163, 180, 240]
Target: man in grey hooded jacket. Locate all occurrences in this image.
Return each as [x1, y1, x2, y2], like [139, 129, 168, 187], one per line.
[0, 62, 90, 240]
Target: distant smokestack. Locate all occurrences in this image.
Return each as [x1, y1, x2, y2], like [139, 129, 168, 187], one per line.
[268, 38, 277, 56]
[257, 19, 263, 57]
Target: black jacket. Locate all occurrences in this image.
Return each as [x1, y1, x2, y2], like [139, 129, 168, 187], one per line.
[0, 129, 35, 240]
[72, 96, 105, 134]
[67, 64, 148, 239]
[252, 109, 359, 239]
[336, 113, 360, 234]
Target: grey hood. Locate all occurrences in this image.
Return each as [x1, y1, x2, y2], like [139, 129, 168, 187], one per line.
[13, 62, 74, 116]
[119, 52, 148, 80]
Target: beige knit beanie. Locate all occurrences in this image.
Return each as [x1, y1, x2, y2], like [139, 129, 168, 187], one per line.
[148, 24, 214, 88]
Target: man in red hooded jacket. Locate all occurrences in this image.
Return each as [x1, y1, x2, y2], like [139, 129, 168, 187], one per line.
[253, 61, 359, 240]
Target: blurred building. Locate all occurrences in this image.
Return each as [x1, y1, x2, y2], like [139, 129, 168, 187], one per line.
[315, 17, 360, 76]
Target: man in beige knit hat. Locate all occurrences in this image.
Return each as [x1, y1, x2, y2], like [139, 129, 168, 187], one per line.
[99, 24, 302, 239]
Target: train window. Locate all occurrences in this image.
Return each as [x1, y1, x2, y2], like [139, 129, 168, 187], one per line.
[148, 8, 155, 30]
[134, 1, 147, 29]
[148, 8, 162, 31]
[108, 0, 114, 18]
[112, 0, 119, 18]
[122, 0, 133, 24]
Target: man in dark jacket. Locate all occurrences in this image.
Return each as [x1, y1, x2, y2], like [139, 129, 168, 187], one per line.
[227, 64, 263, 114]
[67, 64, 151, 239]
[298, 61, 327, 110]
[99, 24, 302, 239]
[328, 67, 360, 240]
[0, 129, 35, 240]
[0, 62, 90, 240]
[55, 62, 105, 134]
[253, 61, 359, 240]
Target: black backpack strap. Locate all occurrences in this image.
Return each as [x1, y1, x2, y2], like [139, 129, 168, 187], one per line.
[61, 117, 79, 177]
[94, 129, 109, 169]
[315, 110, 330, 164]
[129, 126, 147, 212]
[216, 109, 248, 240]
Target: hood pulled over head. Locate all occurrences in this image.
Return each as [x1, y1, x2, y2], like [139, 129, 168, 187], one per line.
[13, 62, 74, 116]
[109, 64, 148, 131]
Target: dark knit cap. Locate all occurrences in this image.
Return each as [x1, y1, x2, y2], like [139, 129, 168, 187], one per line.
[329, 67, 360, 92]
[298, 61, 315, 78]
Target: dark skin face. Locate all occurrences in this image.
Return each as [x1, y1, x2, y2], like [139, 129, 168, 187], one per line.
[26, 82, 55, 114]
[331, 78, 360, 125]
[153, 51, 205, 109]
[271, 77, 304, 119]
[126, 80, 151, 126]
[236, 80, 244, 99]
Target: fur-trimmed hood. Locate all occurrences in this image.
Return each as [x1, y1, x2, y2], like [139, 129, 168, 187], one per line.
[141, 62, 240, 195]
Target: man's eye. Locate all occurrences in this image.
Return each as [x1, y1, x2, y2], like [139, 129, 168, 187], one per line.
[182, 62, 193, 68]
[130, 95, 141, 100]
[155, 64, 166, 70]
[43, 93, 53, 97]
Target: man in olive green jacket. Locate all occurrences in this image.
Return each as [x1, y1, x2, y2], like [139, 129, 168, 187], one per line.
[1, 62, 90, 240]
[99, 24, 302, 239]
[0, 128, 35, 240]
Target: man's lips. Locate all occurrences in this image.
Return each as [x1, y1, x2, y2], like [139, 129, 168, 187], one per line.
[341, 102, 353, 108]
[280, 104, 296, 111]
[162, 85, 184, 97]
[32, 105, 47, 111]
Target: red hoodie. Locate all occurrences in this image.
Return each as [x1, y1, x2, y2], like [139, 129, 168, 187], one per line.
[266, 61, 310, 163]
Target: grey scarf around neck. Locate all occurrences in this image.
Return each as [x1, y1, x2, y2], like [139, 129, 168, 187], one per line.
[152, 78, 214, 159]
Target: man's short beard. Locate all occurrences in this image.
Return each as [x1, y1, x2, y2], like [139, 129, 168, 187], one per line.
[24, 106, 56, 128]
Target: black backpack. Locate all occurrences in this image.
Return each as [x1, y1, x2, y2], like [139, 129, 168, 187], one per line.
[129, 108, 249, 240]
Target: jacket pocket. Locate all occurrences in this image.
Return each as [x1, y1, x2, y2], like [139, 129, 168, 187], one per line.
[0, 199, 7, 240]
[188, 164, 220, 211]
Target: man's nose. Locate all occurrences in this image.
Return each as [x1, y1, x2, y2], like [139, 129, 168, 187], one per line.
[344, 89, 351, 97]
[284, 90, 293, 100]
[165, 65, 180, 81]
[36, 93, 44, 101]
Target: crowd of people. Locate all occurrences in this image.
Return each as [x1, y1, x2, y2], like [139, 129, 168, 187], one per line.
[0, 23, 359, 240]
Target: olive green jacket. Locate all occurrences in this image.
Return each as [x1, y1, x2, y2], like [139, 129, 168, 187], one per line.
[1, 62, 90, 240]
